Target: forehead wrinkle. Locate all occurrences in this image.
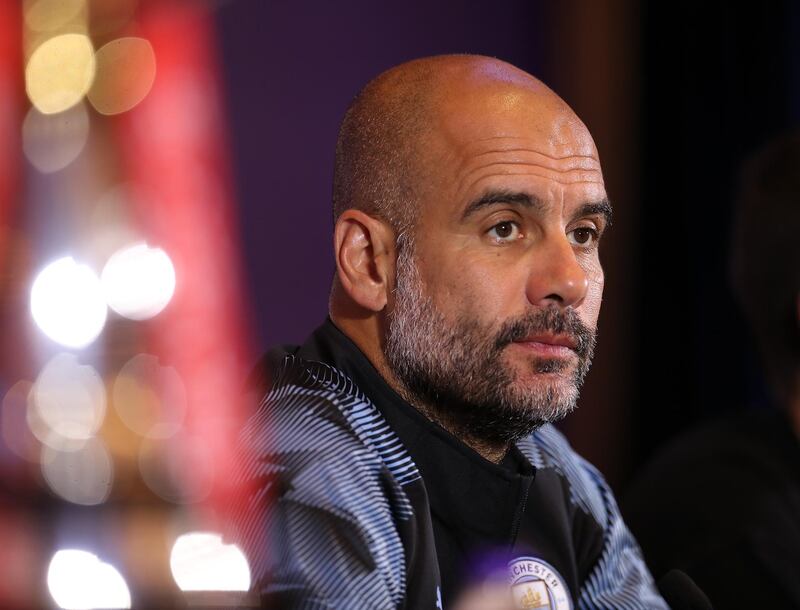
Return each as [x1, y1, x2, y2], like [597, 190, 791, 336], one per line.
[452, 146, 602, 184]
[457, 164, 604, 200]
[469, 149, 602, 170]
[465, 159, 603, 178]
[453, 151, 600, 180]
[456, 169, 605, 207]
[461, 136, 600, 162]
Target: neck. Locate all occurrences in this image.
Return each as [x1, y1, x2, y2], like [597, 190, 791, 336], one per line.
[395, 386, 511, 464]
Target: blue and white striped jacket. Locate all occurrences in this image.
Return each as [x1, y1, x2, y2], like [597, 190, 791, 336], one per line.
[226, 352, 668, 609]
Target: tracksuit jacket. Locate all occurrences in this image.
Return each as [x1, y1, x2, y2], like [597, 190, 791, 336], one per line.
[226, 319, 668, 609]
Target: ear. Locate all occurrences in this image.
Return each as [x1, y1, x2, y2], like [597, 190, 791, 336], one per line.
[334, 210, 395, 312]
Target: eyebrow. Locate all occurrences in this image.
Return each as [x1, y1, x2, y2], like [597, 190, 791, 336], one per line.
[573, 199, 613, 228]
[462, 189, 613, 227]
[461, 190, 545, 220]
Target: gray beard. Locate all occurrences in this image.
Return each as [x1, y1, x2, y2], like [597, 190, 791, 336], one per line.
[385, 239, 596, 447]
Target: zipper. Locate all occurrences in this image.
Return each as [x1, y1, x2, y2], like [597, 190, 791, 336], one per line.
[508, 474, 534, 549]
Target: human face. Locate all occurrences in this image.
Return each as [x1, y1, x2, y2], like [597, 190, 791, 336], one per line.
[384, 82, 608, 445]
[386, 236, 597, 445]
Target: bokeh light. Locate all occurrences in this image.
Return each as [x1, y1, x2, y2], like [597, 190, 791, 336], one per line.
[11, 3, 255, 606]
[24, 0, 86, 33]
[41, 437, 113, 505]
[101, 244, 175, 320]
[30, 257, 107, 348]
[2, 380, 40, 462]
[101, 243, 176, 320]
[25, 33, 96, 115]
[113, 354, 186, 438]
[22, 102, 90, 173]
[25, 390, 85, 454]
[47, 549, 131, 609]
[88, 37, 156, 115]
[170, 532, 251, 592]
[32, 353, 106, 442]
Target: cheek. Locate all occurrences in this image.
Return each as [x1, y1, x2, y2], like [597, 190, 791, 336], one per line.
[422, 254, 518, 322]
[582, 266, 604, 326]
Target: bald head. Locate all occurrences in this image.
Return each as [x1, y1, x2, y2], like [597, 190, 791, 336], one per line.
[332, 54, 590, 237]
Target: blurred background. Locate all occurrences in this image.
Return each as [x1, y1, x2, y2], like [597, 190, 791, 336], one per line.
[0, 0, 797, 607]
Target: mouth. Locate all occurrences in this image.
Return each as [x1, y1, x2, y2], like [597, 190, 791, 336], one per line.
[510, 334, 578, 358]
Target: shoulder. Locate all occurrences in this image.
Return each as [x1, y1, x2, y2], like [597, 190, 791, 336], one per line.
[244, 352, 420, 486]
[242, 352, 368, 449]
[237, 352, 416, 524]
[228, 353, 415, 608]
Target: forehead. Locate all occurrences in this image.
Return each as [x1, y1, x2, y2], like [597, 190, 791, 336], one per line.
[436, 79, 595, 150]
[452, 136, 607, 209]
[422, 83, 606, 210]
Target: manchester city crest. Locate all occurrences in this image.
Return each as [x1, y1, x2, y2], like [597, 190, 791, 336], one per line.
[508, 557, 572, 610]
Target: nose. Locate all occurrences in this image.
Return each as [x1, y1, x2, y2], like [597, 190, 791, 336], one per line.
[525, 235, 589, 308]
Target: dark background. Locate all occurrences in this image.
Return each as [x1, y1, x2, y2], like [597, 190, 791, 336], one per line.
[214, 0, 800, 491]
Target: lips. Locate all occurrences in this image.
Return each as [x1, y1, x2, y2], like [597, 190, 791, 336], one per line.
[514, 334, 578, 351]
[509, 334, 579, 360]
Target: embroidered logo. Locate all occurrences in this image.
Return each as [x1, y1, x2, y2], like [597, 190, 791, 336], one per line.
[508, 556, 572, 610]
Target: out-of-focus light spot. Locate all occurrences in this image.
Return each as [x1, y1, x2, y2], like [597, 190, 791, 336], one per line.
[41, 437, 113, 505]
[2, 381, 40, 462]
[88, 37, 156, 116]
[26, 34, 96, 115]
[113, 354, 186, 438]
[32, 353, 106, 441]
[139, 436, 213, 504]
[24, 0, 86, 33]
[26, 394, 85, 453]
[30, 257, 107, 348]
[170, 532, 251, 592]
[47, 549, 131, 609]
[22, 102, 90, 173]
[101, 243, 175, 320]
[25, 392, 61, 450]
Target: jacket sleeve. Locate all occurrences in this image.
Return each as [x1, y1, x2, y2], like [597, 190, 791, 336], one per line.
[224, 360, 408, 610]
[526, 426, 669, 610]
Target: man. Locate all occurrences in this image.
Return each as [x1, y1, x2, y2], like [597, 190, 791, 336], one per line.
[228, 55, 667, 609]
[623, 131, 800, 609]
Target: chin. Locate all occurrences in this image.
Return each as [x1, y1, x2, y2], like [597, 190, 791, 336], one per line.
[507, 369, 580, 419]
[509, 353, 576, 382]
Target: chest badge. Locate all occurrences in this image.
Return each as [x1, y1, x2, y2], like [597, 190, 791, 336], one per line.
[508, 556, 572, 610]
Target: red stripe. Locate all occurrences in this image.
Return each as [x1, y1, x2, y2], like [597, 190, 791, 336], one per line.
[114, 1, 257, 514]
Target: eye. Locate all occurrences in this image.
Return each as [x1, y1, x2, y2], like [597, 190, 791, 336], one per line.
[487, 221, 522, 243]
[568, 226, 600, 247]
